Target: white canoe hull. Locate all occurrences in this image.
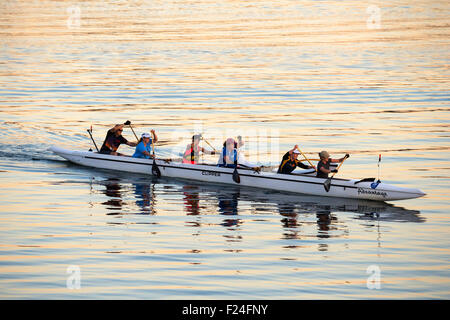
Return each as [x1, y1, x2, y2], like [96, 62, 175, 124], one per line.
[49, 146, 426, 202]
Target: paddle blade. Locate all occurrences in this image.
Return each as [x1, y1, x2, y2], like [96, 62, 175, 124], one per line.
[152, 159, 161, 178]
[232, 168, 240, 183]
[323, 178, 331, 192]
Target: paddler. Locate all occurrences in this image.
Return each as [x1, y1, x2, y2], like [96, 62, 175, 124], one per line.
[182, 134, 216, 164]
[132, 131, 158, 159]
[217, 138, 238, 168]
[99, 123, 138, 156]
[217, 137, 261, 172]
[316, 150, 349, 178]
[277, 145, 315, 174]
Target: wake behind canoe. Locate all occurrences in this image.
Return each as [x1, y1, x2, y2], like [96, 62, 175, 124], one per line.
[49, 146, 426, 202]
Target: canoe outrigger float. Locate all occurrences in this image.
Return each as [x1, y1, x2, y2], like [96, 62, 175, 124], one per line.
[49, 146, 426, 202]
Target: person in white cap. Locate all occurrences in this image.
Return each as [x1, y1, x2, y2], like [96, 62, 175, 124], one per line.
[277, 145, 315, 174]
[132, 130, 158, 159]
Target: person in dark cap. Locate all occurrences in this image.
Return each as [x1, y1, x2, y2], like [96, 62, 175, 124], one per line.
[316, 150, 349, 178]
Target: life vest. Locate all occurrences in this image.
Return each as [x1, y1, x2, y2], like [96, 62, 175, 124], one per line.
[182, 144, 201, 164]
[218, 147, 237, 167]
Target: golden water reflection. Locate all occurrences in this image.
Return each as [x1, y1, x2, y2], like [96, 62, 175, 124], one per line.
[95, 176, 424, 245]
[0, 0, 447, 299]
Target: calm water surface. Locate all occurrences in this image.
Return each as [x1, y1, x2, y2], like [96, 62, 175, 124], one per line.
[0, 0, 449, 299]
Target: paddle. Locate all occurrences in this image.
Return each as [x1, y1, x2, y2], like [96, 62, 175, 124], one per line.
[238, 163, 262, 174]
[295, 146, 317, 172]
[201, 137, 218, 153]
[124, 120, 138, 142]
[150, 131, 161, 178]
[324, 155, 349, 192]
[232, 163, 240, 183]
[232, 149, 240, 183]
[254, 159, 322, 172]
[87, 126, 99, 152]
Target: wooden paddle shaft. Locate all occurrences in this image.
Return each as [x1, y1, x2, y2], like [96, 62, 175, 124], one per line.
[151, 131, 156, 156]
[295, 146, 316, 171]
[330, 156, 348, 178]
[128, 123, 139, 142]
[202, 138, 218, 153]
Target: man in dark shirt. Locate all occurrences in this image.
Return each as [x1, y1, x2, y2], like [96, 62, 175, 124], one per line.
[99, 124, 137, 155]
[316, 150, 349, 178]
[277, 145, 315, 174]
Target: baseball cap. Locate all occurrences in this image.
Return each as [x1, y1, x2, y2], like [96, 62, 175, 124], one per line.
[319, 150, 330, 158]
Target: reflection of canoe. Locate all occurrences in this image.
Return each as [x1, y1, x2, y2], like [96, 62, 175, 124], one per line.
[177, 180, 424, 223]
[50, 146, 426, 202]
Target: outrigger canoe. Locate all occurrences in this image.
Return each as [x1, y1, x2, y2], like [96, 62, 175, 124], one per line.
[50, 146, 426, 202]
